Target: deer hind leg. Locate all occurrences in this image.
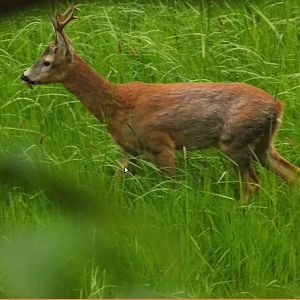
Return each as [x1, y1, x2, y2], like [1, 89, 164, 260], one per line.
[144, 131, 176, 178]
[220, 142, 259, 202]
[253, 115, 300, 185]
[268, 147, 300, 184]
[256, 144, 300, 185]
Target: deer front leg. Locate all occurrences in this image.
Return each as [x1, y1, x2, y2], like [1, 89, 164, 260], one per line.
[113, 142, 140, 178]
[152, 149, 176, 177]
[144, 131, 176, 178]
[114, 154, 138, 177]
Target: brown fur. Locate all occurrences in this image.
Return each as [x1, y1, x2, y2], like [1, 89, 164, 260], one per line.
[22, 7, 300, 202]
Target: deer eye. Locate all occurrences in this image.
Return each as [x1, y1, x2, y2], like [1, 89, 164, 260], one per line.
[43, 61, 51, 67]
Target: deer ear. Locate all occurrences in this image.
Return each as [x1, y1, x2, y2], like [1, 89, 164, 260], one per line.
[56, 31, 66, 50]
[56, 31, 73, 62]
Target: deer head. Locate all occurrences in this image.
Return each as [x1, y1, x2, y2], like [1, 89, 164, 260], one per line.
[21, 5, 78, 85]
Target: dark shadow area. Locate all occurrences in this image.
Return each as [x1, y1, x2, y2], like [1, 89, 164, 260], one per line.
[0, 0, 49, 17]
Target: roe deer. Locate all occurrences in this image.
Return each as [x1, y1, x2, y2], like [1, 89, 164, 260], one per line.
[21, 5, 300, 202]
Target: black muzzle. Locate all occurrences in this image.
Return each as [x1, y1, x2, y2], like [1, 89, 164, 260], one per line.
[21, 74, 36, 84]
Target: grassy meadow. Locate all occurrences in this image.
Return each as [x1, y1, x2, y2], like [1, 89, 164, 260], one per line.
[1, 0, 300, 297]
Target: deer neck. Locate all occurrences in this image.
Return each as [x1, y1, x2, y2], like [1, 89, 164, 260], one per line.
[62, 53, 114, 123]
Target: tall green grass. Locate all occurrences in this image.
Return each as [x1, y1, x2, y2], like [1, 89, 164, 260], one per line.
[1, 0, 300, 297]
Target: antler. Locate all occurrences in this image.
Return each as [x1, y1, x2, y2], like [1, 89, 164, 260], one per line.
[51, 5, 78, 33]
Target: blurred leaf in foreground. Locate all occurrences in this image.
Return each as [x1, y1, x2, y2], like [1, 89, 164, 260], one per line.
[0, 153, 182, 297]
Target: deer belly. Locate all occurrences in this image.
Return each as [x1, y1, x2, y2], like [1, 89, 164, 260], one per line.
[171, 130, 220, 150]
[165, 117, 223, 150]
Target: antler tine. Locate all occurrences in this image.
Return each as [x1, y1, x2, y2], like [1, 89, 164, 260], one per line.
[59, 4, 75, 19]
[55, 5, 78, 32]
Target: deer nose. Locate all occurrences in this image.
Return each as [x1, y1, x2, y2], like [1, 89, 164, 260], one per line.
[21, 74, 29, 82]
[21, 74, 36, 84]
